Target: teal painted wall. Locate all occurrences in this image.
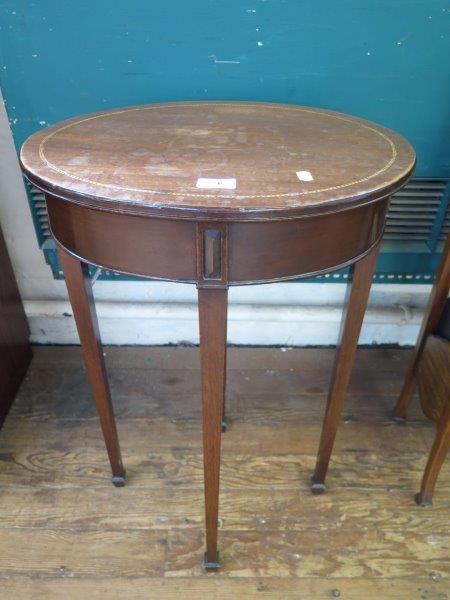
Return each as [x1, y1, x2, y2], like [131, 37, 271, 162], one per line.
[1, 0, 450, 178]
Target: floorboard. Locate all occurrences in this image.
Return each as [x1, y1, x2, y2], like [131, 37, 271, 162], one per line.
[0, 347, 448, 599]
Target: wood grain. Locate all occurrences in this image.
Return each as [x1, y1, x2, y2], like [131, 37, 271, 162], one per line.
[1, 346, 448, 598]
[57, 246, 124, 482]
[28, 345, 411, 371]
[1, 577, 448, 600]
[312, 244, 380, 487]
[7, 360, 412, 422]
[163, 528, 450, 578]
[198, 287, 227, 564]
[418, 335, 450, 422]
[0, 486, 448, 533]
[20, 102, 415, 222]
[0, 527, 448, 579]
[0, 418, 436, 454]
[1, 448, 448, 491]
[0, 528, 165, 577]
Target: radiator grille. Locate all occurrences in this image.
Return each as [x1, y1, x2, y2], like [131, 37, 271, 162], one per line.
[440, 203, 450, 240]
[28, 184, 51, 244]
[384, 179, 448, 242]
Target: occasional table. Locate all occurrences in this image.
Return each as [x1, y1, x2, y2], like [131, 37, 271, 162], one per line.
[20, 102, 415, 569]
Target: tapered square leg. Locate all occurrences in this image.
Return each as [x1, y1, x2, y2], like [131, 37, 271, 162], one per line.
[311, 244, 380, 491]
[198, 287, 228, 569]
[58, 246, 125, 485]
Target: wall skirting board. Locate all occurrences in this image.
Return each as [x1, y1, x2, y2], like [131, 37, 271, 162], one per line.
[25, 300, 423, 346]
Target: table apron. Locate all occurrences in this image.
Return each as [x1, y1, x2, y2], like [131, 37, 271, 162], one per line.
[45, 193, 389, 285]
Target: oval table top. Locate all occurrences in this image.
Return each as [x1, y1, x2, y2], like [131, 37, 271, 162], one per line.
[20, 102, 415, 221]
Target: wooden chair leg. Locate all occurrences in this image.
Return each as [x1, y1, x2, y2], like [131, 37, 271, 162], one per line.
[415, 401, 450, 506]
[198, 287, 227, 570]
[58, 246, 125, 486]
[393, 373, 417, 422]
[311, 244, 380, 493]
[394, 232, 450, 420]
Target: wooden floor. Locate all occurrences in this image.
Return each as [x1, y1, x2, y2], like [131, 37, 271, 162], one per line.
[0, 346, 449, 599]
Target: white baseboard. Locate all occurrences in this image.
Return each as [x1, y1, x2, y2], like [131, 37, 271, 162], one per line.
[24, 300, 422, 346]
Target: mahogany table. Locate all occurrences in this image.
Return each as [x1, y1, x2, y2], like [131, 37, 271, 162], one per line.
[20, 102, 415, 569]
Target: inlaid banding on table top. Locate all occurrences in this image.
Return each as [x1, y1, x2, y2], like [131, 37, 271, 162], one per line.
[36, 104, 398, 199]
[19, 102, 415, 216]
